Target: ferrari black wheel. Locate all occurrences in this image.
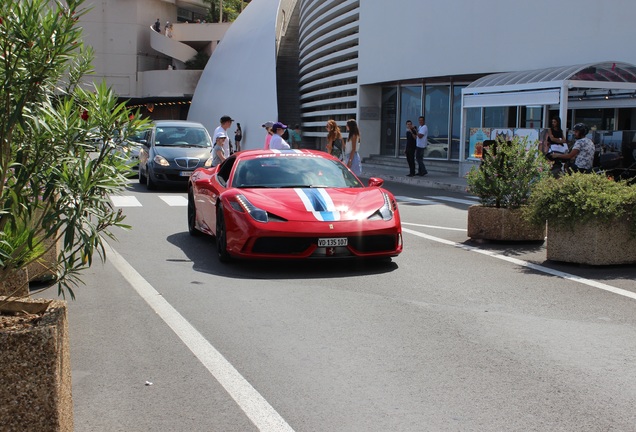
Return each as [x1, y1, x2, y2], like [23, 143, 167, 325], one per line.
[216, 204, 231, 263]
[187, 189, 202, 237]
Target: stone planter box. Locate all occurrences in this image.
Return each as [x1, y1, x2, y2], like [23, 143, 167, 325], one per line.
[0, 298, 73, 431]
[0, 267, 29, 298]
[27, 235, 59, 282]
[467, 205, 546, 242]
[547, 220, 636, 265]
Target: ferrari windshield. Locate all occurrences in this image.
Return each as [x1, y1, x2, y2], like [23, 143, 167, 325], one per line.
[154, 126, 211, 148]
[233, 154, 363, 188]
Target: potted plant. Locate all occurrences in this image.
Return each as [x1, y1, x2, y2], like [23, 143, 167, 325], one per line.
[0, 0, 150, 429]
[524, 173, 636, 265]
[466, 135, 551, 241]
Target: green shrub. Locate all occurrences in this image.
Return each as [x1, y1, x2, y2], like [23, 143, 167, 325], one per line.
[466, 136, 551, 209]
[523, 173, 636, 235]
[0, 0, 151, 300]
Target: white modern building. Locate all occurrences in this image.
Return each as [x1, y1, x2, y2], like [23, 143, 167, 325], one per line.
[188, 0, 636, 176]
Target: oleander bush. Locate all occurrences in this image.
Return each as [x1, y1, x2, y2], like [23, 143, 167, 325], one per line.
[523, 173, 636, 235]
[0, 0, 150, 301]
[466, 136, 551, 209]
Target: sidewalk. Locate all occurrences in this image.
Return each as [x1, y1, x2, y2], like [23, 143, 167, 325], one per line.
[361, 163, 469, 193]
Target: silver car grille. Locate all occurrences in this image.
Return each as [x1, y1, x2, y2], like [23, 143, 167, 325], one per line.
[174, 157, 200, 169]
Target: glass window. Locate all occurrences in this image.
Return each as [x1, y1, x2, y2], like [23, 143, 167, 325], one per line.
[574, 108, 615, 132]
[399, 86, 422, 157]
[380, 87, 398, 156]
[464, 107, 482, 159]
[425, 85, 450, 159]
[484, 107, 506, 128]
[521, 106, 543, 128]
[451, 86, 465, 160]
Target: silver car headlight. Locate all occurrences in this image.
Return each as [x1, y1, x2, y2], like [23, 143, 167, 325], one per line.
[368, 192, 394, 221]
[153, 155, 169, 166]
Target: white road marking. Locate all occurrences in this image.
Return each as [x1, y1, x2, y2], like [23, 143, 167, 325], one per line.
[159, 195, 189, 206]
[396, 195, 477, 206]
[402, 228, 636, 302]
[105, 243, 295, 432]
[402, 222, 466, 232]
[395, 196, 438, 205]
[110, 196, 142, 207]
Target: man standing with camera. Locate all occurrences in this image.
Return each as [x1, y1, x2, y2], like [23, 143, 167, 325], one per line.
[415, 116, 429, 176]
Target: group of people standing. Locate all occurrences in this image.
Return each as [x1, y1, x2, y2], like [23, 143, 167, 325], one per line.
[540, 116, 595, 175]
[209, 115, 364, 177]
[325, 119, 362, 176]
[404, 116, 429, 177]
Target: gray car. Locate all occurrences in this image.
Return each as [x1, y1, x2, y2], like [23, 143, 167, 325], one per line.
[138, 120, 213, 190]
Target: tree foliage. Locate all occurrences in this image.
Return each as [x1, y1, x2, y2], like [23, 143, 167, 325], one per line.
[0, 0, 151, 300]
[202, 0, 246, 23]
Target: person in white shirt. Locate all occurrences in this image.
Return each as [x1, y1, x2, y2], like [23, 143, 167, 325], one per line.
[269, 122, 291, 150]
[415, 116, 428, 176]
[213, 115, 234, 157]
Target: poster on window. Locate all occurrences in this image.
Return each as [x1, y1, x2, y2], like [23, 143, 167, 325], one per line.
[514, 129, 540, 149]
[468, 128, 491, 159]
[490, 129, 513, 142]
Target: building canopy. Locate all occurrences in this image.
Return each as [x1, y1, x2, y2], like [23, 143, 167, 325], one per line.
[463, 61, 636, 109]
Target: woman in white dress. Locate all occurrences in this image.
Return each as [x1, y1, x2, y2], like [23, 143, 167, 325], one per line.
[344, 119, 362, 176]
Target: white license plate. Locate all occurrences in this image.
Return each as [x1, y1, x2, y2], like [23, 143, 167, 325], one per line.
[318, 237, 348, 247]
[179, 171, 194, 177]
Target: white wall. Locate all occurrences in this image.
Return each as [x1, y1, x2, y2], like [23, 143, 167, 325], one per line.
[188, 0, 280, 149]
[358, 0, 636, 85]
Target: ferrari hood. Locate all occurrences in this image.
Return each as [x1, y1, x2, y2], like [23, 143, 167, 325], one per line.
[240, 187, 388, 222]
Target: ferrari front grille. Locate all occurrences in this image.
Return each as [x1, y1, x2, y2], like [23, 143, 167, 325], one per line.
[251, 235, 398, 255]
[252, 237, 314, 255]
[348, 235, 398, 253]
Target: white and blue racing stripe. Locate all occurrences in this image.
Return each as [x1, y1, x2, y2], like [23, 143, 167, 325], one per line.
[295, 188, 340, 221]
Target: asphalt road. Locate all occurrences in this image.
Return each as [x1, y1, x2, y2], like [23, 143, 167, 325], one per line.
[51, 178, 636, 432]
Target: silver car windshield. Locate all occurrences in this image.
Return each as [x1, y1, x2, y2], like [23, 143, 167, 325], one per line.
[154, 127, 211, 148]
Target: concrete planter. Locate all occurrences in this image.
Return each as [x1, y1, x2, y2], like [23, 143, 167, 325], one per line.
[0, 267, 29, 298]
[27, 235, 59, 282]
[546, 220, 636, 265]
[0, 298, 73, 431]
[467, 205, 545, 242]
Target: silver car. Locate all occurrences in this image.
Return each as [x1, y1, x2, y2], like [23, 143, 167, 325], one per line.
[138, 120, 213, 190]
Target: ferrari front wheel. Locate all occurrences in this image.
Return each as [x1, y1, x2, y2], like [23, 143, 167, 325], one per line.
[216, 204, 231, 263]
[187, 189, 202, 237]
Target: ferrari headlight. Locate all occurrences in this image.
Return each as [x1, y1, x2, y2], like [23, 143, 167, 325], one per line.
[368, 192, 394, 221]
[235, 194, 268, 223]
[153, 155, 170, 166]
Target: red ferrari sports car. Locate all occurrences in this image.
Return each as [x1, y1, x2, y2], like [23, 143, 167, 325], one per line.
[187, 149, 402, 262]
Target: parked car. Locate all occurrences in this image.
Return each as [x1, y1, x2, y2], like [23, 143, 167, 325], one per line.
[187, 149, 403, 262]
[138, 120, 213, 189]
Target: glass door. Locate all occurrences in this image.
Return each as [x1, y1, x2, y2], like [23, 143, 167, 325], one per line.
[380, 87, 398, 156]
[398, 86, 422, 157]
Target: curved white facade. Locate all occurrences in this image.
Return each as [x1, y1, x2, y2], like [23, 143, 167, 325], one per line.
[298, 0, 359, 144]
[188, 0, 279, 148]
[188, 0, 636, 163]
